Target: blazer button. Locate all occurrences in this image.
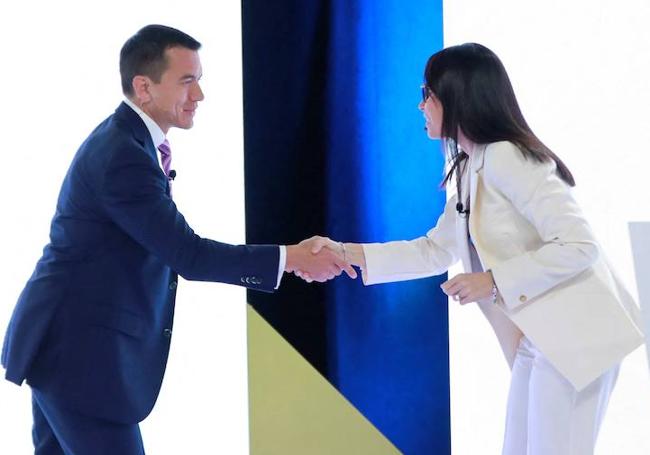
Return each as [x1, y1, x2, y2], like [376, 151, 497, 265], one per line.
[163, 328, 172, 338]
[240, 277, 245, 283]
[169, 281, 177, 290]
[519, 295, 527, 303]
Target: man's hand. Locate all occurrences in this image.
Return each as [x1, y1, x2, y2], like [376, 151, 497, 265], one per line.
[440, 272, 494, 305]
[285, 236, 357, 283]
[293, 236, 364, 282]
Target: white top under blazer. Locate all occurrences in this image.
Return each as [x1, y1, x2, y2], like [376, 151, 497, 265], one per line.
[362, 141, 644, 391]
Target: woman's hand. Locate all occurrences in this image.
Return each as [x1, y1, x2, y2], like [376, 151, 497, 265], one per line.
[293, 236, 363, 282]
[441, 272, 494, 305]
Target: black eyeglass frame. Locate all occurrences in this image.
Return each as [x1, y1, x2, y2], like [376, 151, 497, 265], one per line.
[421, 84, 434, 103]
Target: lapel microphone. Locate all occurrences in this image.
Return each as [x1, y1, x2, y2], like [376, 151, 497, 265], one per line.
[456, 201, 470, 215]
[168, 170, 177, 181]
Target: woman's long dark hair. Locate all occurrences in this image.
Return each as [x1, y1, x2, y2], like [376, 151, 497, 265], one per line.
[424, 43, 575, 187]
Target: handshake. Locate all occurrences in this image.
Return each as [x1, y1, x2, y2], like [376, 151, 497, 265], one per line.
[284, 236, 366, 283]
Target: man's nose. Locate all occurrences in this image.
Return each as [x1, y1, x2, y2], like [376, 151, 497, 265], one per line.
[192, 82, 205, 101]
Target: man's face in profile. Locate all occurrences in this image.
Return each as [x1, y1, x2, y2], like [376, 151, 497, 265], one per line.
[144, 46, 204, 133]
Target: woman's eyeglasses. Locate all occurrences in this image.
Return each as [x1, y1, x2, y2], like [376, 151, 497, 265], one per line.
[421, 85, 433, 103]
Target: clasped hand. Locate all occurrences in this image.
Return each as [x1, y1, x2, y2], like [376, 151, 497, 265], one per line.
[285, 236, 357, 283]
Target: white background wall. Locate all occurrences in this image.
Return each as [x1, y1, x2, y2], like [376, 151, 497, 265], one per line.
[0, 1, 249, 453]
[445, 0, 650, 453]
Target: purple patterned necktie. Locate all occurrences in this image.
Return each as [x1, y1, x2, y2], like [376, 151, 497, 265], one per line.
[158, 139, 172, 176]
[158, 139, 172, 196]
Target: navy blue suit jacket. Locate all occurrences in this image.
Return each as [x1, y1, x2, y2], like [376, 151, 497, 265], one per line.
[1, 103, 279, 424]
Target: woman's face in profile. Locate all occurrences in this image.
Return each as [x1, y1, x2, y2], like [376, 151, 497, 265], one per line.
[419, 90, 443, 140]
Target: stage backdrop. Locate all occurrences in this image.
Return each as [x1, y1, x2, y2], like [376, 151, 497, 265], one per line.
[243, 1, 449, 454]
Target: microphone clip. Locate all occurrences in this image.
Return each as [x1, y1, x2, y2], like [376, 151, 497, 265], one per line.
[456, 201, 470, 217]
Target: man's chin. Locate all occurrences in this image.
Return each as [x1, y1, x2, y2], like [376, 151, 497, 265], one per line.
[175, 121, 194, 130]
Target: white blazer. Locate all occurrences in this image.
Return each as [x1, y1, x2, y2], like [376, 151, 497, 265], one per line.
[362, 141, 644, 391]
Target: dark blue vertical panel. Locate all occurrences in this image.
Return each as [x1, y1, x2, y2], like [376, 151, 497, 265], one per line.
[325, 1, 449, 454]
[243, 0, 334, 375]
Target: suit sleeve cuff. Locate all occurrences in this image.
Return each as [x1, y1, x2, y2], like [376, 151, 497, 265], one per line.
[275, 245, 286, 289]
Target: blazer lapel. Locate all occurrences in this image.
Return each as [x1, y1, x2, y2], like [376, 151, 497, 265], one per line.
[455, 160, 472, 272]
[469, 145, 486, 211]
[454, 144, 488, 272]
[468, 144, 487, 240]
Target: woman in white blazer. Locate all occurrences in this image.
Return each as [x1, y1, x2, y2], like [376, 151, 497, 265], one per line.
[298, 43, 643, 455]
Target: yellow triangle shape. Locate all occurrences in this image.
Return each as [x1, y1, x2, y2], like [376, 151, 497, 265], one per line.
[247, 304, 401, 455]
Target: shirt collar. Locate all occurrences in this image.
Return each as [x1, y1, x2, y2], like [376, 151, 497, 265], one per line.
[123, 97, 166, 149]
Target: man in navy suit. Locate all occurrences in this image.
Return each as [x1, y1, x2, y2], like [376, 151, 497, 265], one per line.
[1, 24, 354, 454]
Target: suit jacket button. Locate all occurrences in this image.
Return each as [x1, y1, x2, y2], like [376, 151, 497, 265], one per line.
[169, 281, 178, 290]
[519, 295, 527, 303]
[163, 328, 172, 338]
[240, 277, 245, 283]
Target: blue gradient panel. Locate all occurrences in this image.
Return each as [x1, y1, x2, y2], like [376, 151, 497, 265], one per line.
[325, 1, 449, 454]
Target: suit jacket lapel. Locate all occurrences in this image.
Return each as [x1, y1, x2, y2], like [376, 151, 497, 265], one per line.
[455, 163, 472, 271]
[455, 144, 487, 272]
[469, 144, 486, 213]
[114, 103, 171, 197]
[114, 103, 159, 165]
[468, 144, 487, 240]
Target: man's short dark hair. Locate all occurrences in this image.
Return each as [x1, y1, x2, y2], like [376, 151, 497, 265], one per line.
[120, 24, 201, 96]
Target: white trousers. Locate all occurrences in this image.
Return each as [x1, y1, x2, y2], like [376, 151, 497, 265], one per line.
[502, 337, 619, 455]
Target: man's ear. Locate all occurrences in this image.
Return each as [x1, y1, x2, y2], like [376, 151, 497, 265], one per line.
[132, 75, 152, 105]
